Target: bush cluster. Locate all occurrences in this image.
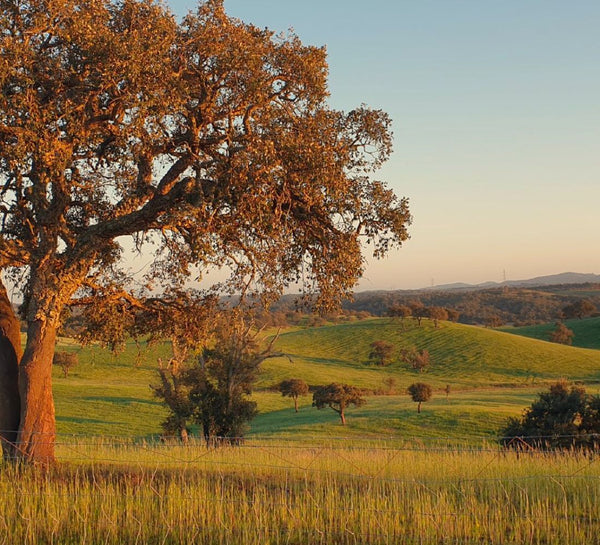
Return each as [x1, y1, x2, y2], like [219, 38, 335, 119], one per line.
[501, 381, 600, 450]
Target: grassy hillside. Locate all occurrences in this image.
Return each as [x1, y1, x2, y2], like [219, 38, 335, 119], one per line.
[50, 317, 600, 441]
[260, 318, 600, 390]
[248, 387, 565, 444]
[500, 316, 600, 350]
[52, 337, 171, 437]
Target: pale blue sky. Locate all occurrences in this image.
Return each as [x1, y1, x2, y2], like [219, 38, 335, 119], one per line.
[168, 0, 600, 290]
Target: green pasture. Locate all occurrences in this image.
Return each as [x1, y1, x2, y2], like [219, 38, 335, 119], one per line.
[259, 318, 600, 390]
[249, 388, 553, 444]
[500, 316, 600, 349]
[51, 317, 600, 441]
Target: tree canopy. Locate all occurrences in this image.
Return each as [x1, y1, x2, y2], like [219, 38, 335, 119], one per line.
[561, 300, 596, 320]
[407, 382, 432, 413]
[151, 308, 282, 444]
[278, 378, 309, 412]
[427, 306, 448, 328]
[368, 340, 395, 366]
[312, 383, 365, 425]
[548, 322, 574, 345]
[400, 346, 430, 373]
[501, 381, 600, 450]
[0, 0, 410, 462]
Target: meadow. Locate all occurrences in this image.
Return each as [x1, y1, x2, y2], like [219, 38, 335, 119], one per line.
[6, 316, 600, 543]
[501, 316, 600, 350]
[3, 440, 600, 544]
[51, 317, 600, 439]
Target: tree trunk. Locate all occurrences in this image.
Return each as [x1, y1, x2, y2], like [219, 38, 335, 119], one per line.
[294, 396, 299, 413]
[339, 410, 346, 425]
[0, 281, 22, 461]
[417, 401, 422, 413]
[16, 319, 57, 464]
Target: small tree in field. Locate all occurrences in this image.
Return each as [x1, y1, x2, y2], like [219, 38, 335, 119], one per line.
[279, 378, 310, 412]
[428, 307, 448, 328]
[190, 316, 281, 444]
[388, 304, 412, 328]
[53, 352, 79, 378]
[412, 349, 431, 373]
[549, 322, 574, 345]
[407, 382, 432, 413]
[399, 346, 417, 365]
[151, 358, 195, 443]
[410, 303, 427, 326]
[313, 383, 366, 425]
[368, 340, 395, 366]
[146, 291, 216, 443]
[400, 346, 431, 373]
[444, 384, 451, 400]
[383, 376, 397, 394]
[151, 306, 285, 445]
[446, 309, 460, 323]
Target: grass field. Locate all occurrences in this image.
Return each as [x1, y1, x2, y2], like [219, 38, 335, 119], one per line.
[7, 317, 600, 543]
[500, 316, 600, 350]
[3, 440, 600, 544]
[49, 317, 600, 440]
[260, 318, 600, 389]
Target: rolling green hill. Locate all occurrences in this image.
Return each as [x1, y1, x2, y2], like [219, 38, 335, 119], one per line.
[499, 316, 600, 350]
[260, 318, 600, 389]
[51, 318, 600, 442]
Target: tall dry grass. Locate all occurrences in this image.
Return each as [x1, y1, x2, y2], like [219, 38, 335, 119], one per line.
[1, 437, 599, 544]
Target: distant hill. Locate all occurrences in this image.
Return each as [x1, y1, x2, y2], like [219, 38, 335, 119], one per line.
[336, 279, 600, 326]
[428, 272, 600, 291]
[264, 273, 600, 327]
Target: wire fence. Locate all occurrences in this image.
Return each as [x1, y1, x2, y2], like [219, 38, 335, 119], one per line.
[3, 430, 600, 478]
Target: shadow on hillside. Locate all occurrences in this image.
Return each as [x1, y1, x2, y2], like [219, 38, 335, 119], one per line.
[249, 404, 457, 437]
[278, 354, 352, 367]
[250, 404, 347, 433]
[56, 415, 113, 425]
[249, 395, 507, 440]
[82, 396, 161, 406]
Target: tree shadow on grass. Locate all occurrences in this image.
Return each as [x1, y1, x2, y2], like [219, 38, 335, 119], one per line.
[81, 396, 161, 406]
[250, 405, 344, 434]
[56, 415, 113, 425]
[283, 355, 350, 367]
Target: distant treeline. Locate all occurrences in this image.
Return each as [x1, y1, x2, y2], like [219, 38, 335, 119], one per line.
[58, 283, 600, 335]
[264, 283, 600, 327]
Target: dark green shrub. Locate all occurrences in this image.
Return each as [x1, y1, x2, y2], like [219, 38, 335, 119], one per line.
[500, 380, 600, 450]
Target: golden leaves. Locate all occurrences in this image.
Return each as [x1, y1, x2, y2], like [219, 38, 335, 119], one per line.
[1, 0, 411, 315]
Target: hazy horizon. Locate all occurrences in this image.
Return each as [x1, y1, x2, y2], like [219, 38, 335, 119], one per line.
[167, 1, 600, 291]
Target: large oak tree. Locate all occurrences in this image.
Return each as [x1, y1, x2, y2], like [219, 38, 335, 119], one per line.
[0, 0, 411, 463]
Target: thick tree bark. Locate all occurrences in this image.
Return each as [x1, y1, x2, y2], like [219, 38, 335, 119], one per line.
[16, 319, 57, 464]
[0, 282, 22, 461]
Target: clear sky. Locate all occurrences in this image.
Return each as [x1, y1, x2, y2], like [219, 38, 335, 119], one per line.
[168, 0, 600, 291]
